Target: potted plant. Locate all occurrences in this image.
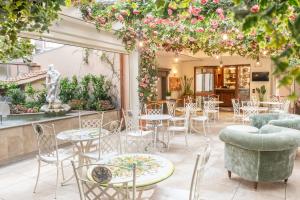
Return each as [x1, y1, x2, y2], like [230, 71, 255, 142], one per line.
[181, 76, 194, 97]
[166, 91, 171, 100]
[256, 85, 267, 101]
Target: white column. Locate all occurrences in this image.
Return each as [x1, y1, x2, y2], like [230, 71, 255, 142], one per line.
[128, 50, 140, 116]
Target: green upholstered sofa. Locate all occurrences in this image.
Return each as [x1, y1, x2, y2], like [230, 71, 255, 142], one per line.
[250, 113, 300, 130]
[219, 124, 300, 188]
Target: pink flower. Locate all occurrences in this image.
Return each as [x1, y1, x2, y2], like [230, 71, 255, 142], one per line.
[201, 0, 208, 4]
[168, 8, 173, 16]
[216, 8, 223, 14]
[117, 14, 124, 21]
[189, 6, 202, 16]
[219, 13, 225, 20]
[120, 10, 128, 16]
[237, 33, 244, 40]
[133, 10, 140, 15]
[198, 15, 205, 21]
[196, 27, 205, 32]
[149, 22, 156, 28]
[213, 0, 220, 3]
[250, 5, 260, 13]
[211, 20, 219, 29]
[191, 18, 198, 25]
[139, 93, 144, 97]
[289, 14, 296, 21]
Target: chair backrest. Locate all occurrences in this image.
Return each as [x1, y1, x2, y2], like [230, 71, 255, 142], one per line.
[195, 96, 202, 109]
[203, 101, 216, 112]
[98, 120, 123, 159]
[242, 106, 258, 122]
[81, 112, 104, 129]
[71, 161, 136, 200]
[185, 102, 197, 116]
[166, 100, 177, 117]
[123, 109, 139, 131]
[231, 99, 240, 116]
[144, 103, 163, 115]
[189, 144, 211, 200]
[32, 123, 58, 161]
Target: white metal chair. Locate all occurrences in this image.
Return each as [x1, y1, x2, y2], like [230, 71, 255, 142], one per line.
[203, 101, 218, 122]
[71, 161, 136, 200]
[80, 112, 104, 151]
[272, 99, 290, 114]
[185, 102, 198, 117]
[167, 109, 190, 148]
[122, 109, 154, 153]
[32, 123, 75, 198]
[195, 96, 202, 110]
[166, 100, 185, 124]
[232, 99, 242, 121]
[241, 105, 258, 123]
[81, 120, 123, 162]
[184, 96, 194, 105]
[189, 144, 211, 200]
[144, 103, 163, 128]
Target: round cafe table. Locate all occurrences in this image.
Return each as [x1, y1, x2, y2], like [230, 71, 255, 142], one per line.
[91, 153, 174, 188]
[139, 114, 171, 151]
[260, 101, 283, 106]
[57, 128, 109, 164]
[240, 106, 268, 112]
[176, 107, 202, 113]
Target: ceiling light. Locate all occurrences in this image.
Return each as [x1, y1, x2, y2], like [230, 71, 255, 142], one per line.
[222, 33, 228, 41]
[138, 41, 144, 47]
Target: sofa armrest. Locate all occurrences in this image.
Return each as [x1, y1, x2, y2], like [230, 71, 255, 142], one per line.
[269, 118, 300, 131]
[219, 127, 299, 151]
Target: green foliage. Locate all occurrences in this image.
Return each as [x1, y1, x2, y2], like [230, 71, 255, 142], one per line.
[0, 0, 65, 62]
[181, 76, 194, 96]
[7, 88, 26, 105]
[256, 85, 267, 101]
[59, 74, 112, 111]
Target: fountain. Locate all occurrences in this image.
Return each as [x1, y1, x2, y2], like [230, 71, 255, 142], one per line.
[40, 64, 71, 116]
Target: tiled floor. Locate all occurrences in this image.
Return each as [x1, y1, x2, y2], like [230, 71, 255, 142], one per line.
[1, 112, 300, 200]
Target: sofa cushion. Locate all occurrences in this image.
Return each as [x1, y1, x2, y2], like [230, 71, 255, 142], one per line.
[250, 113, 279, 128]
[269, 118, 300, 130]
[259, 124, 283, 134]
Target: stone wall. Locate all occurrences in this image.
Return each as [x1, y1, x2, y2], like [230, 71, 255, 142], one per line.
[0, 110, 120, 166]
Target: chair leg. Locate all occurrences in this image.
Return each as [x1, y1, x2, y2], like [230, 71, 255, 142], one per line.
[227, 170, 231, 179]
[33, 159, 41, 193]
[60, 161, 66, 185]
[185, 131, 188, 147]
[203, 121, 206, 136]
[254, 182, 258, 190]
[55, 164, 60, 199]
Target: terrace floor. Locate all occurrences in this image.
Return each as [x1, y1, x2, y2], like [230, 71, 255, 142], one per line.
[0, 112, 300, 200]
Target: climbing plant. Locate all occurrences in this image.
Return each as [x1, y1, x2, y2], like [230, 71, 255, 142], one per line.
[74, 0, 299, 100]
[0, 0, 66, 62]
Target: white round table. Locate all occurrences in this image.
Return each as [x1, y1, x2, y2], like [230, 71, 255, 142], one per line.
[226, 125, 259, 133]
[91, 153, 174, 188]
[139, 114, 171, 151]
[240, 106, 268, 112]
[260, 101, 283, 105]
[176, 107, 202, 113]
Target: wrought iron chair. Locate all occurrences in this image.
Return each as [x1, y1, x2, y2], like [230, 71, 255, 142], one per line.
[79, 112, 104, 151]
[241, 103, 259, 123]
[185, 102, 198, 117]
[71, 161, 136, 200]
[81, 120, 123, 163]
[122, 109, 154, 153]
[166, 100, 185, 123]
[231, 99, 242, 121]
[195, 96, 202, 109]
[203, 101, 218, 123]
[32, 123, 75, 198]
[189, 144, 211, 200]
[167, 108, 190, 148]
[184, 96, 194, 105]
[144, 103, 163, 128]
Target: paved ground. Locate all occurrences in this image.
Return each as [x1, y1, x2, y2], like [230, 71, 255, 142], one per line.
[0, 112, 300, 200]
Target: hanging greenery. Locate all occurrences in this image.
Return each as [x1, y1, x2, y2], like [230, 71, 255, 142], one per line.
[0, 0, 66, 62]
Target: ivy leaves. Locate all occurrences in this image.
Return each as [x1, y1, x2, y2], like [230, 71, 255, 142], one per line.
[0, 0, 65, 63]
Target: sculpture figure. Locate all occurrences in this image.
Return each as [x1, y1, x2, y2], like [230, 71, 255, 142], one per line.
[46, 64, 61, 109]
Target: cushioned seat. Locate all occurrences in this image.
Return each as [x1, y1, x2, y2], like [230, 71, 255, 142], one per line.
[219, 124, 300, 188]
[250, 113, 300, 129]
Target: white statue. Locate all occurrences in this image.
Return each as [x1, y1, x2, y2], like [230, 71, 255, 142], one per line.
[46, 64, 61, 109]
